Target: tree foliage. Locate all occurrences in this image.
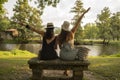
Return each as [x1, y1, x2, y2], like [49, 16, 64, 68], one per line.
[110, 12, 120, 40]
[84, 23, 99, 39]
[0, 0, 10, 31]
[70, 0, 85, 42]
[11, 0, 42, 41]
[0, 0, 8, 18]
[0, 17, 10, 31]
[31, 0, 60, 14]
[96, 7, 112, 43]
[36, 0, 60, 8]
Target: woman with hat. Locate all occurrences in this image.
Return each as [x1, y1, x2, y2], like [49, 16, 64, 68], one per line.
[57, 7, 90, 61]
[26, 22, 58, 60]
[56, 7, 90, 75]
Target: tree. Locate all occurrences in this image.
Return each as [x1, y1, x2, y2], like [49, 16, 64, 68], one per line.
[70, 0, 85, 43]
[33, 0, 60, 14]
[54, 27, 61, 35]
[0, 0, 10, 31]
[110, 12, 120, 40]
[0, 0, 8, 17]
[84, 23, 99, 40]
[96, 7, 112, 44]
[0, 17, 10, 31]
[11, 0, 42, 42]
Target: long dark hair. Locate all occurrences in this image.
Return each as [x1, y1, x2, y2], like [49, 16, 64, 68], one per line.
[44, 28, 54, 39]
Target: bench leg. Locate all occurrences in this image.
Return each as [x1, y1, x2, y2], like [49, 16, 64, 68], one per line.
[32, 69, 43, 80]
[73, 70, 83, 80]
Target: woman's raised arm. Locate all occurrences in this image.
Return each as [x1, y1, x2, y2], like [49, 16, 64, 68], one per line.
[71, 7, 91, 33]
[26, 25, 44, 36]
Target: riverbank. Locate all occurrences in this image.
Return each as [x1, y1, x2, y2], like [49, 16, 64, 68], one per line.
[75, 40, 120, 45]
[1, 39, 120, 45]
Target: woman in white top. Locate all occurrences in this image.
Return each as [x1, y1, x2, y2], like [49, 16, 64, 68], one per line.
[56, 7, 90, 61]
[56, 7, 90, 76]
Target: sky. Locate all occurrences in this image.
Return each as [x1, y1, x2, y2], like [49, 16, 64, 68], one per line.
[4, 0, 120, 27]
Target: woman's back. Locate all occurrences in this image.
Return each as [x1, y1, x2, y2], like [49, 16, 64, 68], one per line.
[40, 36, 58, 60]
[60, 42, 78, 60]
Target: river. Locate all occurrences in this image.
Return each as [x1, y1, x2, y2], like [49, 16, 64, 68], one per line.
[0, 44, 120, 56]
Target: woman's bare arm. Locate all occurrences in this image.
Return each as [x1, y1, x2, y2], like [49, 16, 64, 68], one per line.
[19, 23, 44, 36]
[26, 25, 44, 36]
[71, 7, 91, 33]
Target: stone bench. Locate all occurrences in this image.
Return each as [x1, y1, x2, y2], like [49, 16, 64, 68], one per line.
[28, 57, 90, 80]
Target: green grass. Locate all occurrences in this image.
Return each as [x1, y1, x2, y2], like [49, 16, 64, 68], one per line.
[88, 56, 120, 80]
[0, 58, 32, 80]
[0, 49, 37, 58]
[0, 50, 37, 80]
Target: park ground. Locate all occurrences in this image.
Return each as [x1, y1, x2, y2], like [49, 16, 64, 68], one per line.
[0, 50, 120, 80]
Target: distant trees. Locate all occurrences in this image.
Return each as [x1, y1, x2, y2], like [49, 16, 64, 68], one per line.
[70, 1, 120, 44]
[96, 7, 112, 44]
[70, 0, 85, 43]
[83, 7, 120, 44]
[84, 23, 99, 40]
[110, 12, 120, 40]
[95, 7, 120, 43]
[54, 27, 61, 35]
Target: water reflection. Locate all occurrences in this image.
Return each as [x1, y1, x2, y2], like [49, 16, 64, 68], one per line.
[79, 44, 120, 56]
[80, 45, 102, 56]
[0, 44, 20, 51]
[100, 45, 120, 55]
[0, 44, 41, 54]
[19, 44, 41, 54]
[0, 44, 120, 56]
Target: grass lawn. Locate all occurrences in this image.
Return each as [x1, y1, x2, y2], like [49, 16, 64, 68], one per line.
[88, 56, 120, 80]
[0, 58, 32, 80]
[0, 50, 37, 80]
[0, 50, 120, 80]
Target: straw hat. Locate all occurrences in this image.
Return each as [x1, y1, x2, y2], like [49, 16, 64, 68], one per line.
[62, 21, 70, 31]
[46, 22, 54, 29]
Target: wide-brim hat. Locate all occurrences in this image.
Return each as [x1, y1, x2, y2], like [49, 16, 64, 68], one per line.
[62, 21, 70, 31]
[45, 22, 55, 29]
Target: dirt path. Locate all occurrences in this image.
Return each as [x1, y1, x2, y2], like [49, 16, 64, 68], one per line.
[28, 70, 106, 80]
[0, 70, 105, 80]
[84, 71, 105, 80]
[42, 70, 105, 80]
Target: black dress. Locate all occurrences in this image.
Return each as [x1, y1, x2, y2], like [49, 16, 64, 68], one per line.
[39, 36, 58, 60]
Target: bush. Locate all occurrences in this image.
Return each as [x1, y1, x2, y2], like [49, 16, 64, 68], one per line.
[109, 53, 120, 57]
